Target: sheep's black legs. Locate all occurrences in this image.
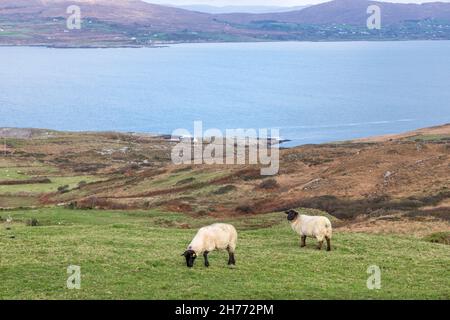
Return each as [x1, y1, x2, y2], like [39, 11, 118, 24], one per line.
[226, 246, 236, 265]
[300, 235, 307, 247]
[226, 247, 236, 265]
[228, 252, 236, 265]
[325, 236, 331, 251]
[317, 240, 323, 250]
[203, 251, 210, 267]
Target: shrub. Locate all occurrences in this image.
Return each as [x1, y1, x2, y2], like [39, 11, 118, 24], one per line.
[73, 163, 107, 173]
[239, 169, 263, 181]
[235, 204, 254, 214]
[78, 196, 98, 209]
[258, 178, 279, 190]
[26, 218, 39, 227]
[57, 185, 70, 193]
[143, 201, 151, 208]
[197, 210, 209, 216]
[423, 232, 450, 245]
[78, 181, 87, 188]
[66, 202, 77, 209]
[176, 177, 195, 185]
[212, 185, 237, 195]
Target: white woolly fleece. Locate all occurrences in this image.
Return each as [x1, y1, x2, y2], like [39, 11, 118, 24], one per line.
[290, 214, 332, 241]
[188, 223, 238, 254]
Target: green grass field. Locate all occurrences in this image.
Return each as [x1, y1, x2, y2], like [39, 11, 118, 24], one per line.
[0, 165, 57, 181]
[0, 208, 449, 300]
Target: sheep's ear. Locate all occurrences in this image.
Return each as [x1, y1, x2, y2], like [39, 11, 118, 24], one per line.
[181, 251, 187, 256]
[284, 210, 290, 214]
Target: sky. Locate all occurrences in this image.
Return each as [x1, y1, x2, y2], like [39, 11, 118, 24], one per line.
[144, 0, 450, 7]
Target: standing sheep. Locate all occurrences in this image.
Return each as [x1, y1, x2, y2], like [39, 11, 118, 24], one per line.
[182, 223, 237, 268]
[285, 209, 332, 251]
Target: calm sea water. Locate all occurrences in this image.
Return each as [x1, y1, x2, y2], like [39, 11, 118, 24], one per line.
[1, 41, 449, 146]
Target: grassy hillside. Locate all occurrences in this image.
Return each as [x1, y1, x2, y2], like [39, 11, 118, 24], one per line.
[1, 207, 449, 299]
[0, 126, 448, 299]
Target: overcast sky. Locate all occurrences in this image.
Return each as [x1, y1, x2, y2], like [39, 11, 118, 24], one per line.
[144, 0, 450, 6]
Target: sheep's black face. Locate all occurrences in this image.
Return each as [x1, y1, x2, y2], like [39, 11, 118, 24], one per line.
[182, 250, 197, 268]
[285, 209, 299, 222]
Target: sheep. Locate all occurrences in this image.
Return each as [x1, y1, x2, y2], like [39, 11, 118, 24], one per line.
[182, 223, 237, 268]
[285, 209, 332, 251]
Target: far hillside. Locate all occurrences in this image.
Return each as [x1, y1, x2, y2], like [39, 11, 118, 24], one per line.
[1, 0, 450, 46]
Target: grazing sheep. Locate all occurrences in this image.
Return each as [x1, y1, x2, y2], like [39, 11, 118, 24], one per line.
[182, 223, 237, 268]
[285, 209, 332, 251]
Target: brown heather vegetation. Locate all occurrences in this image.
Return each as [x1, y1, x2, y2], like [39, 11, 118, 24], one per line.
[0, 124, 449, 237]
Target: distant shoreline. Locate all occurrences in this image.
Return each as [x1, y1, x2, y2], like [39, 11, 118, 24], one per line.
[1, 123, 449, 147]
[1, 39, 450, 50]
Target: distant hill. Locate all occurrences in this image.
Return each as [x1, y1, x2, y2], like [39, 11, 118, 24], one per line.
[0, 0, 216, 29]
[1, 0, 450, 46]
[0, 0, 239, 46]
[218, 0, 450, 26]
[169, 5, 309, 14]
